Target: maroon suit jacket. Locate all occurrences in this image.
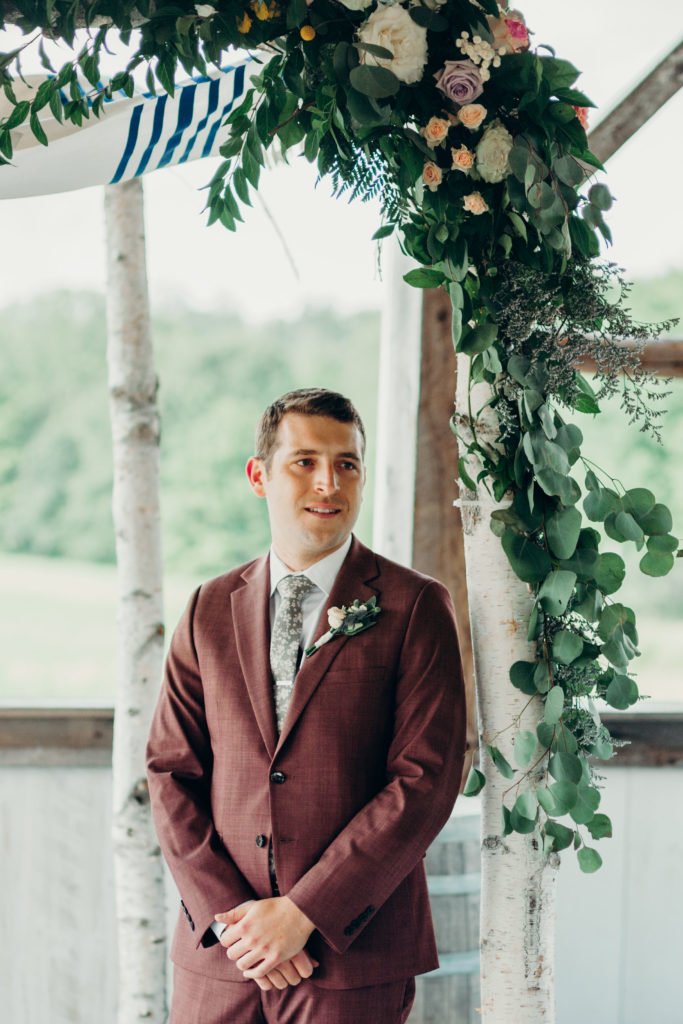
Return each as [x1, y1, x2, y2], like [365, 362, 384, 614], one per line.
[146, 535, 467, 988]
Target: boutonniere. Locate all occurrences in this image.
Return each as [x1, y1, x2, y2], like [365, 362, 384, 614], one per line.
[305, 596, 382, 657]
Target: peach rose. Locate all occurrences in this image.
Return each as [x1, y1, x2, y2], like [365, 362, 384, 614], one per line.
[458, 103, 487, 131]
[451, 145, 475, 173]
[463, 191, 489, 215]
[573, 105, 589, 129]
[422, 161, 443, 192]
[421, 116, 450, 148]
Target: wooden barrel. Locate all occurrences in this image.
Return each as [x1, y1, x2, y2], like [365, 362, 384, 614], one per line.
[410, 802, 481, 1023]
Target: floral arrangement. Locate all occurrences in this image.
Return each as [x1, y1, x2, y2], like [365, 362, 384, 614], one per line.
[0, 0, 679, 873]
[305, 595, 381, 655]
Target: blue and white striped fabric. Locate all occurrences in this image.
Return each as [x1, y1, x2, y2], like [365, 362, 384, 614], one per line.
[0, 57, 256, 199]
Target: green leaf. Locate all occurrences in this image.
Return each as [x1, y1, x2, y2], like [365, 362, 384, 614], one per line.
[459, 321, 498, 355]
[538, 569, 577, 616]
[589, 183, 612, 211]
[536, 787, 559, 815]
[639, 503, 673, 536]
[553, 154, 584, 187]
[569, 784, 601, 824]
[29, 110, 48, 146]
[549, 751, 582, 784]
[605, 673, 639, 710]
[544, 820, 575, 851]
[614, 511, 645, 549]
[372, 223, 396, 241]
[546, 506, 581, 559]
[586, 813, 613, 840]
[622, 487, 655, 520]
[458, 457, 476, 492]
[541, 57, 581, 90]
[349, 65, 400, 100]
[463, 767, 486, 796]
[534, 660, 551, 694]
[639, 549, 676, 576]
[501, 530, 552, 583]
[403, 268, 445, 289]
[536, 467, 581, 505]
[584, 486, 621, 522]
[507, 354, 530, 384]
[544, 685, 565, 724]
[593, 552, 626, 595]
[510, 660, 537, 695]
[3, 98, 29, 130]
[552, 630, 583, 665]
[537, 721, 555, 748]
[513, 730, 537, 768]
[487, 744, 515, 779]
[577, 847, 603, 873]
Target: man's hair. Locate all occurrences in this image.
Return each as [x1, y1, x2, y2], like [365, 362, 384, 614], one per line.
[255, 388, 366, 468]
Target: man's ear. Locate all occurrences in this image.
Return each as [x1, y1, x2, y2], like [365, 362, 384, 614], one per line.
[246, 456, 267, 498]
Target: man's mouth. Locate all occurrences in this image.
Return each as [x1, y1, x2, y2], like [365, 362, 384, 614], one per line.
[305, 506, 342, 517]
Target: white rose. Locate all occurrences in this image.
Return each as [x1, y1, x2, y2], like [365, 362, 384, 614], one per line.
[327, 606, 346, 629]
[337, 0, 374, 9]
[194, 4, 217, 16]
[358, 5, 428, 85]
[475, 119, 514, 183]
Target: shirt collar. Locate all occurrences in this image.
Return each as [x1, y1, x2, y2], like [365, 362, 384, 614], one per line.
[269, 534, 353, 598]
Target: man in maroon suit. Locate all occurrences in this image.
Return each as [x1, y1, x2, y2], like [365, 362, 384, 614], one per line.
[146, 388, 467, 1023]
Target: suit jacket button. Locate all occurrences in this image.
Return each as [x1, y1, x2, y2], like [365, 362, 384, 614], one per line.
[270, 771, 287, 784]
[255, 834, 267, 847]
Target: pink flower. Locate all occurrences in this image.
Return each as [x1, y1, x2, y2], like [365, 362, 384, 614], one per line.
[573, 106, 589, 129]
[486, 10, 530, 54]
[434, 59, 484, 107]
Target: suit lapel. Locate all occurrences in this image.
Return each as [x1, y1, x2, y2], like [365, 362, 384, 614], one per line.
[274, 536, 381, 756]
[231, 555, 278, 758]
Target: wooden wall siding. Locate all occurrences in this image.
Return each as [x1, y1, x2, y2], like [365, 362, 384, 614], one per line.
[0, 765, 118, 1024]
[413, 287, 477, 766]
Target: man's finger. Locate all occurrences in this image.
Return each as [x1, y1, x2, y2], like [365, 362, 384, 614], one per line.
[236, 947, 267, 972]
[253, 976, 273, 992]
[274, 960, 303, 986]
[290, 950, 316, 978]
[264, 968, 290, 990]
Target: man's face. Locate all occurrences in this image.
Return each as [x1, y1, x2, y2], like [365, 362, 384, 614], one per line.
[246, 412, 366, 570]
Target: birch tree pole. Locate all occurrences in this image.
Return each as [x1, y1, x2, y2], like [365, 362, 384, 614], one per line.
[455, 357, 559, 1023]
[104, 177, 167, 1024]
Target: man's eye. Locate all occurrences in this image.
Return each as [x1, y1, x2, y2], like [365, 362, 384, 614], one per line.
[296, 459, 314, 466]
[340, 461, 358, 471]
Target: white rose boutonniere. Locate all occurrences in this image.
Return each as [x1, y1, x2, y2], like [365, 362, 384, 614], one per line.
[305, 596, 382, 657]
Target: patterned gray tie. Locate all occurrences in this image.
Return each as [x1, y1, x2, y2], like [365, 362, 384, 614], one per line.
[270, 574, 318, 734]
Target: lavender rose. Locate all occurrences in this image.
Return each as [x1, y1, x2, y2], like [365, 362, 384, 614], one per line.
[434, 59, 484, 107]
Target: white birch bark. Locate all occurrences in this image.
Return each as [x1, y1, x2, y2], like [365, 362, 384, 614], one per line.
[455, 355, 559, 1023]
[104, 178, 167, 1024]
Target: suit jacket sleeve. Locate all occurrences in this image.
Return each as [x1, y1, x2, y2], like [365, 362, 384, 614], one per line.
[145, 587, 256, 949]
[286, 579, 467, 955]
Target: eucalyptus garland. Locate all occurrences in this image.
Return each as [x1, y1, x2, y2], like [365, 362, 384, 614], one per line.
[1, 0, 679, 871]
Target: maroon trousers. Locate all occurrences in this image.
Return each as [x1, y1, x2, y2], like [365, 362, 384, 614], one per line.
[170, 966, 416, 1024]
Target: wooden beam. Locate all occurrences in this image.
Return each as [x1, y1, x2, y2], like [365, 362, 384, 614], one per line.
[413, 288, 477, 772]
[588, 40, 683, 163]
[577, 340, 683, 378]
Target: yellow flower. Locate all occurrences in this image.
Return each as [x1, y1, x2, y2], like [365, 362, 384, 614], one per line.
[300, 24, 316, 41]
[250, 0, 279, 20]
[236, 11, 252, 32]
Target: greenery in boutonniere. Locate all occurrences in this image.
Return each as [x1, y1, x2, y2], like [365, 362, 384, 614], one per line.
[1, 0, 679, 871]
[305, 596, 381, 656]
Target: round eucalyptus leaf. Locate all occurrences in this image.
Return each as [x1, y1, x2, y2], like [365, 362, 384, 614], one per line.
[639, 549, 675, 577]
[622, 487, 655, 520]
[552, 630, 583, 665]
[501, 529, 552, 583]
[507, 354, 530, 384]
[513, 729, 538, 767]
[577, 846, 603, 873]
[605, 673, 639, 710]
[614, 511, 645, 548]
[647, 533, 679, 554]
[585, 470, 600, 491]
[510, 805, 538, 834]
[487, 743, 515, 779]
[549, 750, 582, 784]
[548, 780, 578, 814]
[593, 552, 626, 595]
[537, 720, 555, 748]
[546, 506, 582, 559]
[586, 813, 613, 840]
[569, 784, 601, 824]
[588, 182, 612, 210]
[538, 569, 577, 616]
[544, 820, 575, 851]
[349, 65, 401, 99]
[639, 502, 673, 536]
[536, 467, 581, 505]
[543, 684, 565, 724]
[533, 659, 551, 694]
[536, 787, 558, 815]
[590, 735, 614, 760]
[510, 660, 537, 694]
[554, 424, 583, 463]
[463, 767, 486, 796]
[583, 486, 621, 522]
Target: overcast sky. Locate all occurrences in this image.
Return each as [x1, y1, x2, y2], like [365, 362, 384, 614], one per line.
[0, 0, 681, 321]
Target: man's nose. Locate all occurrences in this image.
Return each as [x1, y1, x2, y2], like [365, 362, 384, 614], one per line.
[314, 462, 339, 494]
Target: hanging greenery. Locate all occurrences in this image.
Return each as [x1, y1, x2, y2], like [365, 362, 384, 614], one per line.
[1, 0, 679, 871]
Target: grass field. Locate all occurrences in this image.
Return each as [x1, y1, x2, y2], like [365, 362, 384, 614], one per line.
[0, 551, 679, 708]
